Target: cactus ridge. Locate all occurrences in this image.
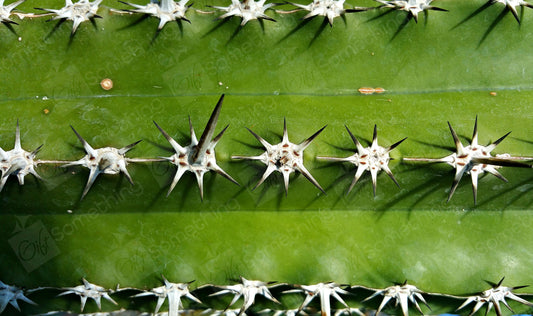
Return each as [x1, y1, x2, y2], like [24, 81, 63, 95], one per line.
[2, 278, 533, 315]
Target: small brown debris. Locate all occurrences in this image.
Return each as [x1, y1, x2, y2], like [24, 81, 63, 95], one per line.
[358, 87, 387, 95]
[358, 87, 375, 95]
[490, 91, 497, 96]
[100, 78, 113, 90]
[43, 109, 50, 114]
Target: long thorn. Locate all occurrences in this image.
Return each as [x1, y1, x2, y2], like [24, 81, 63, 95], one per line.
[192, 94, 225, 163]
[388, 137, 407, 152]
[298, 125, 327, 150]
[447, 122, 464, 155]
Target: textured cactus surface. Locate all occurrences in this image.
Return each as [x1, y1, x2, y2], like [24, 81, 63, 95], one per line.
[1, 0, 533, 314]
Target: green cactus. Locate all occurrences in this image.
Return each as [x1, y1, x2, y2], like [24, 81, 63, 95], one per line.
[1, 0, 533, 315]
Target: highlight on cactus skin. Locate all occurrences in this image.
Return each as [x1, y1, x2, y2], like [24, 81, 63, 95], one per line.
[117, 0, 192, 30]
[57, 278, 117, 312]
[63, 126, 144, 200]
[317, 125, 406, 196]
[208, 277, 281, 315]
[456, 277, 533, 316]
[211, 0, 277, 26]
[286, 0, 370, 26]
[153, 94, 238, 201]
[283, 282, 351, 316]
[232, 119, 326, 195]
[0, 280, 36, 313]
[403, 117, 530, 205]
[36, 0, 103, 35]
[131, 276, 201, 316]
